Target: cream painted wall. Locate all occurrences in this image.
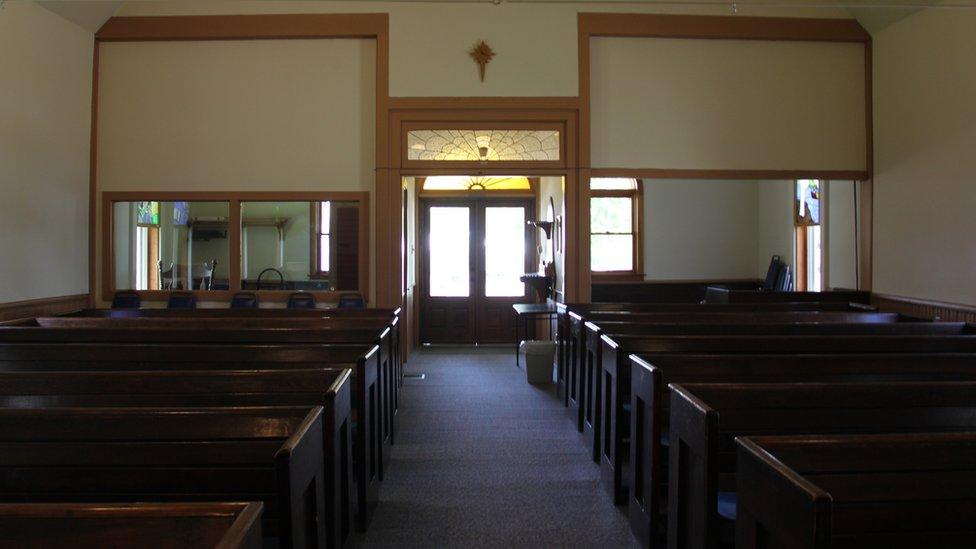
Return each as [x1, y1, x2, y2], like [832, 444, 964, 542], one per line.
[114, 1, 850, 99]
[0, 1, 92, 304]
[591, 37, 866, 171]
[539, 176, 566, 297]
[827, 181, 858, 289]
[94, 38, 376, 302]
[873, 9, 976, 305]
[642, 180, 759, 280]
[756, 181, 796, 279]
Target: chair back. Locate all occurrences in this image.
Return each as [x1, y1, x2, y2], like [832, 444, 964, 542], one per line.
[774, 265, 794, 292]
[191, 259, 217, 290]
[286, 292, 316, 309]
[158, 262, 177, 290]
[111, 291, 141, 309]
[338, 293, 366, 309]
[230, 292, 259, 309]
[762, 255, 783, 290]
[167, 292, 197, 309]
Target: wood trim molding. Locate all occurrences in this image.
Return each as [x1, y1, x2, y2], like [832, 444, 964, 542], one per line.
[872, 293, 976, 323]
[0, 294, 90, 322]
[385, 99, 581, 304]
[96, 14, 389, 41]
[578, 13, 870, 42]
[89, 14, 390, 308]
[590, 168, 870, 181]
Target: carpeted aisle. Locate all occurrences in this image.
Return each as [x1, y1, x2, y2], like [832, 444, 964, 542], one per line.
[353, 345, 640, 548]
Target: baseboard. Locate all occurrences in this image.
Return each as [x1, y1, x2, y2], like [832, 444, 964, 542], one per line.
[872, 293, 976, 323]
[0, 294, 90, 322]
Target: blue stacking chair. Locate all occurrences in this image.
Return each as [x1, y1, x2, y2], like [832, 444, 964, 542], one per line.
[230, 292, 259, 309]
[166, 292, 197, 309]
[111, 291, 141, 309]
[286, 292, 316, 309]
[338, 293, 366, 309]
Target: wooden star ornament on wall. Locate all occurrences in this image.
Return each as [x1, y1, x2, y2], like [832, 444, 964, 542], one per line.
[469, 40, 495, 83]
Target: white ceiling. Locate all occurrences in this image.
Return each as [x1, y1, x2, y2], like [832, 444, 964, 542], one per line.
[36, 1, 123, 32]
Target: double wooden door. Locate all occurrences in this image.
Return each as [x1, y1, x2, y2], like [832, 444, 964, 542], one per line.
[420, 198, 533, 344]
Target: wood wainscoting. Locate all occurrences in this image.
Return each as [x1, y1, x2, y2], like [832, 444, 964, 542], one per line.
[0, 294, 90, 322]
[872, 293, 976, 323]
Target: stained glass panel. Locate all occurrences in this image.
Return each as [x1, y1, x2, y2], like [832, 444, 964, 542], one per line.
[407, 129, 560, 162]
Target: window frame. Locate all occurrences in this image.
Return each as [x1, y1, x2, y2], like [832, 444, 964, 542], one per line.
[589, 178, 644, 280]
[102, 191, 369, 304]
[309, 201, 332, 280]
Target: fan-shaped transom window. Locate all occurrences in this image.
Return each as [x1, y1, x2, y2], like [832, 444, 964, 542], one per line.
[407, 129, 560, 162]
[422, 176, 531, 191]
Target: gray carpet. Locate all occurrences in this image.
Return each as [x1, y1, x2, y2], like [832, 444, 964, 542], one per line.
[352, 345, 640, 548]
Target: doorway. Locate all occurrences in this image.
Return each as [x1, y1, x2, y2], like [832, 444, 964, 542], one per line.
[420, 197, 533, 344]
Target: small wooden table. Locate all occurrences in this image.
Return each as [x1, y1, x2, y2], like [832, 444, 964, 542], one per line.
[512, 303, 558, 367]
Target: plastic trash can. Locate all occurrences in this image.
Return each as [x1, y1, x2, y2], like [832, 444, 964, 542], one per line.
[520, 340, 556, 384]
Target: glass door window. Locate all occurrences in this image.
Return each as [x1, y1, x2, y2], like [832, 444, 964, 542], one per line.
[484, 207, 526, 297]
[428, 206, 471, 297]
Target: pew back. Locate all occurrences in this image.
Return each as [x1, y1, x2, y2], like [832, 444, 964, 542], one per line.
[670, 381, 976, 549]
[0, 502, 264, 549]
[736, 433, 976, 549]
[0, 406, 325, 549]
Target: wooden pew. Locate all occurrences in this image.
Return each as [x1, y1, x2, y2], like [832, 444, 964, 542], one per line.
[627, 353, 976, 547]
[0, 342, 383, 532]
[570, 311, 908, 438]
[703, 288, 871, 304]
[577, 319, 965, 463]
[736, 433, 976, 549]
[19, 315, 403, 449]
[557, 303, 879, 412]
[669, 381, 976, 549]
[0, 502, 263, 549]
[0, 407, 325, 549]
[0, 368, 355, 546]
[62, 306, 404, 397]
[591, 280, 764, 304]
[557, 303, 884, 418]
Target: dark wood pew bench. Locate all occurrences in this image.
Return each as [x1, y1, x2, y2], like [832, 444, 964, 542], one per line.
[0, 341, 383, 532]
[0, 407, 324, 549]
[704, 289, 871, 304]
[59, 306, 404, 400]
[626, 352, 976, 547]
[0, 368, 355, 546]
[736, 433, 976, 549]
[573, 313, 910, 454]
[578, 318, 961, 456]
[0, 502, 263, 549]
[555, 301, 874, 407]
[669, 381, 976, 549]
[558, 305, 882, 418]
[20, 315, 402, 449]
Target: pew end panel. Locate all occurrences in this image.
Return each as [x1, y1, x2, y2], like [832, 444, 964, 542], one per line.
[627, 355, 666, 547]
[324, 369, 355, 547]
[583, 321, 604, 463]
[667, 384, 720, 549]
[567, 311, 587, 430]
[276, 406, 328, 549]
[735, 437, 832, 549]
[599, 333, 633, 504]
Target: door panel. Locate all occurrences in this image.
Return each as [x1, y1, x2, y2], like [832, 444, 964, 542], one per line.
[421, 203, 476, 343]
[421, 198, 532, 344]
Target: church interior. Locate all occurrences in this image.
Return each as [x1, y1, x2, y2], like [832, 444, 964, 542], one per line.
[1, 0, 975, 547]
